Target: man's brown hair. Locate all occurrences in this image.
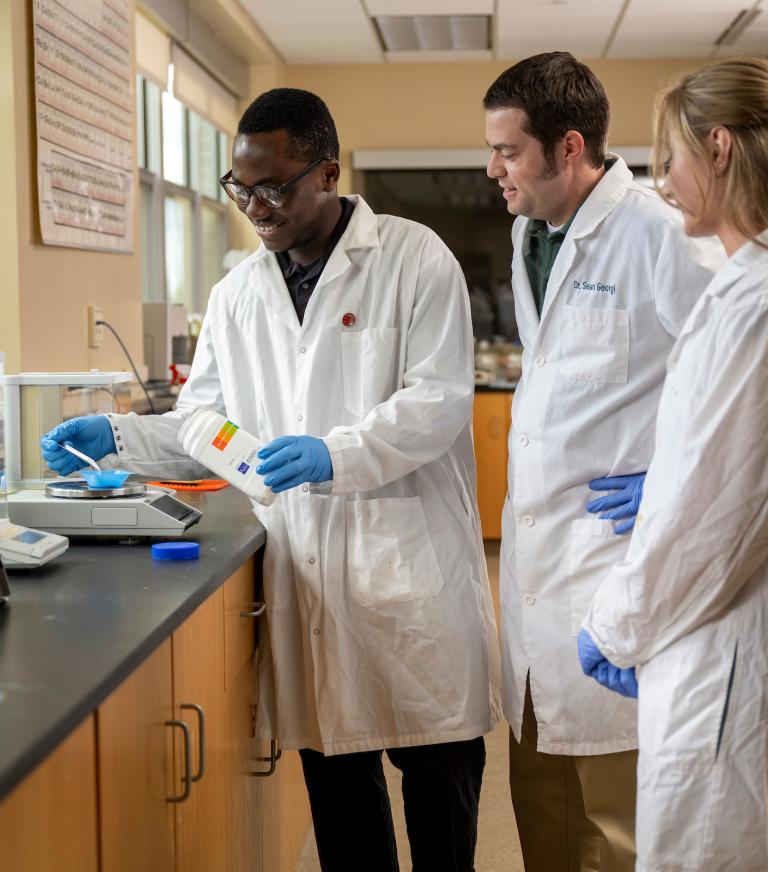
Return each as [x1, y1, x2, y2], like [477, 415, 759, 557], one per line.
[483, 52, 610, 170]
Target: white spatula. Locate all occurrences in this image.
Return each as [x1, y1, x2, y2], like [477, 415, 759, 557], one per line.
[60, 442, 101, 472]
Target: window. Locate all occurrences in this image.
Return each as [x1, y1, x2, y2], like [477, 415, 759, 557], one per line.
[161, 92, 188, 186]
[164, 195, 194, 307]
[136, 74, 229, 314]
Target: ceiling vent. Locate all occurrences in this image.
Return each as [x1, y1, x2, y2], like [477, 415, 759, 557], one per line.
[374, 15, 490, 52]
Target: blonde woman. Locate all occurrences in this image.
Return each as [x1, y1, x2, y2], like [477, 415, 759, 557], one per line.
[577, 58, 768, 871]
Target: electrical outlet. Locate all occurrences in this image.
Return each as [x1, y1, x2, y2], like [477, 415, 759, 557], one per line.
[87, 305, 104, 348]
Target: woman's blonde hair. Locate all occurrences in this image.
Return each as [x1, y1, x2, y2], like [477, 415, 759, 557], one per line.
[653, 57, 768, 242]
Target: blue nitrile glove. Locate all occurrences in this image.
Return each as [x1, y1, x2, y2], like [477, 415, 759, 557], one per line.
[255, 435, 333, 494]
[40, 416, 116, 476]
[577, 628, 638, 698]
[587, 472, 646, 535]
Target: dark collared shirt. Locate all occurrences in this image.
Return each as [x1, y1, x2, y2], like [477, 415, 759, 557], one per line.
[523, 158, 617, 317]
[523, 214, 577, 318]
[276, 197, 355, 325]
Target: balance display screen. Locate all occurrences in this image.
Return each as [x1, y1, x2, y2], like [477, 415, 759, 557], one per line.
[152, 495, 194, 521]
[14, 530, 46, 545]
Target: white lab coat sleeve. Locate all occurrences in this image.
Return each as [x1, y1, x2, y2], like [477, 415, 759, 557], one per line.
[324, 240, 474, 494]
[652, 223, 722, 337]
[101, 288, 227, 479]
[583, 301, 768, 668]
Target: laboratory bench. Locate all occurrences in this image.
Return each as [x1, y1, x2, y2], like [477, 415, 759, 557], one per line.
[0, 487, 311, 872]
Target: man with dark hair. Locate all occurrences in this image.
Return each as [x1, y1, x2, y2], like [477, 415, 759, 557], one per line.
[42, 87, 501, 872]
[483, 53, 723, 871]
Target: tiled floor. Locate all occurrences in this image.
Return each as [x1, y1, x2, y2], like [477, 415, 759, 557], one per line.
[295, 542, 524, 871]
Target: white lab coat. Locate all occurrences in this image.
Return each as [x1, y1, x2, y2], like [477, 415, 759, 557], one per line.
[500, 157, 724, 754]
[106, 196, 502, 755]
[583, 239, 768, 871]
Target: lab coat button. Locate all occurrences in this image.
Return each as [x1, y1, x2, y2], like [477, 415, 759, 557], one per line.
[313, 628, 320, 635]
[519, 435, 529, 447]
[523, 593, 536, 606]
[522, 515, 534, 527]
[300, 346, 307, 354]
[297, 414, 303, 422]
[302, 485, 309, 493]
[535, 356, 546, 367]
[308, 556, 316, 565]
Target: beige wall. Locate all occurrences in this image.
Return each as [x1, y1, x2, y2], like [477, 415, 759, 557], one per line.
[0, 0, 22, 373]
[281, 58, 711, 190]
[5, 0, 143, 375]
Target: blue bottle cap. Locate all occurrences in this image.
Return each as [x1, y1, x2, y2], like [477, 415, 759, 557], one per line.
[151, 541, 200, 561]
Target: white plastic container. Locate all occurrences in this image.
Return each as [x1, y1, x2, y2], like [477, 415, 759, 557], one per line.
[178, 409, 276, 506]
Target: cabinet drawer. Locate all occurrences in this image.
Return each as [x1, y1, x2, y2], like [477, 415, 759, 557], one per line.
[224, 558, 258, 690]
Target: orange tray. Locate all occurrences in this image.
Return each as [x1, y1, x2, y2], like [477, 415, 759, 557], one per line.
[147, 479, 230, 492]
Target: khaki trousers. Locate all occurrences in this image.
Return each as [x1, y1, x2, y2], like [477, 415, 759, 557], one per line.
[509, 683, 637, 872]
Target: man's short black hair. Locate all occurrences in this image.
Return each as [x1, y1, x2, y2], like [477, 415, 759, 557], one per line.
[483, 52, 609, 169]
[237, 88, 339, 163]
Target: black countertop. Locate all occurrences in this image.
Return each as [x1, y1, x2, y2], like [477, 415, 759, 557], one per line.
[0, 487, 266, 801]
[474, 383, 516, 393]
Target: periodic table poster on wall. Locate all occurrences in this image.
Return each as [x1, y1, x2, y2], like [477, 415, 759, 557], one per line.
[32, 0, 134, 253]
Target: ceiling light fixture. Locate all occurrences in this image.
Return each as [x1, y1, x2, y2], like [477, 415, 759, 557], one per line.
[714, 3, 763, 47]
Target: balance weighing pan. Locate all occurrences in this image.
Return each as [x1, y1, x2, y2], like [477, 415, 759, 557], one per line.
[45, 481, 148, 499]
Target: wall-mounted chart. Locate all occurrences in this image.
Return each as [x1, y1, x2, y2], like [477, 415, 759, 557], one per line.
[32, 0, 134, 252]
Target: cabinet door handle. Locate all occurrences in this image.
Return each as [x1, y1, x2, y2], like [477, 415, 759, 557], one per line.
[250, 740, 282, 777]
[240, 601, 266, 618]
[165, 719, 192, 803]
[180, 703, 205, 783]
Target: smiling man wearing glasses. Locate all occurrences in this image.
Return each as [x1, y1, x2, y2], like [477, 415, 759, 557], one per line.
[42, 88, 501, 872]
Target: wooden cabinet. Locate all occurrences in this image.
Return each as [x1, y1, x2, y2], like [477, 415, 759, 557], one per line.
[473, 391, 513, 539]
[172, 587, 229, 872]
[226, 660, 263, 872]
[0, 557, 312, 872]
[261, 744, 313, 872]
[98, 638, 176, 872]
[0, 716, 99, 872]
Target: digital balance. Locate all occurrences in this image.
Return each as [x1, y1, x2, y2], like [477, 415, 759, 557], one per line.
[2, 365, 202, 541]
[0, 353, 69, 569]
[7, 481, 202, 538]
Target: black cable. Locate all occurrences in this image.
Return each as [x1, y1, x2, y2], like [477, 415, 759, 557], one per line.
[97, 319, 158, 415]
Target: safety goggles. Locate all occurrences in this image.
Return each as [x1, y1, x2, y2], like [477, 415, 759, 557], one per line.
[219, 157, 326, 209]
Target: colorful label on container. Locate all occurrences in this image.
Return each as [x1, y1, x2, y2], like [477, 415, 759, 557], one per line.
[212, 421, 238, 451]
[237, 462, 250, 474]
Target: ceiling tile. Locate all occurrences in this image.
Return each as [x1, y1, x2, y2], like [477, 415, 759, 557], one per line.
[496, 0, 625, 58]
[240, 0, 383, 63]
[611, 0, 758, 57]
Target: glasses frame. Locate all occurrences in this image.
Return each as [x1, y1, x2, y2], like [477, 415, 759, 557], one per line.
[219, 157, 327, 209]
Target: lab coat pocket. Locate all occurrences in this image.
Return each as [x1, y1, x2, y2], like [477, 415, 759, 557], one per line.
[567, 518, 627, 635]
[345, 497, 445, 607]
[560, 305, 630, 384]
[340, 328, 398, 419]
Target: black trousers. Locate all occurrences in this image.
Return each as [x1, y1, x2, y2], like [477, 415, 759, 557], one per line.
[299, 737, 486, 872]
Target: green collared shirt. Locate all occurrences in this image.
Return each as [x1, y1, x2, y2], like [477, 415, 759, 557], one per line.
[523, 212, 577, 318]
